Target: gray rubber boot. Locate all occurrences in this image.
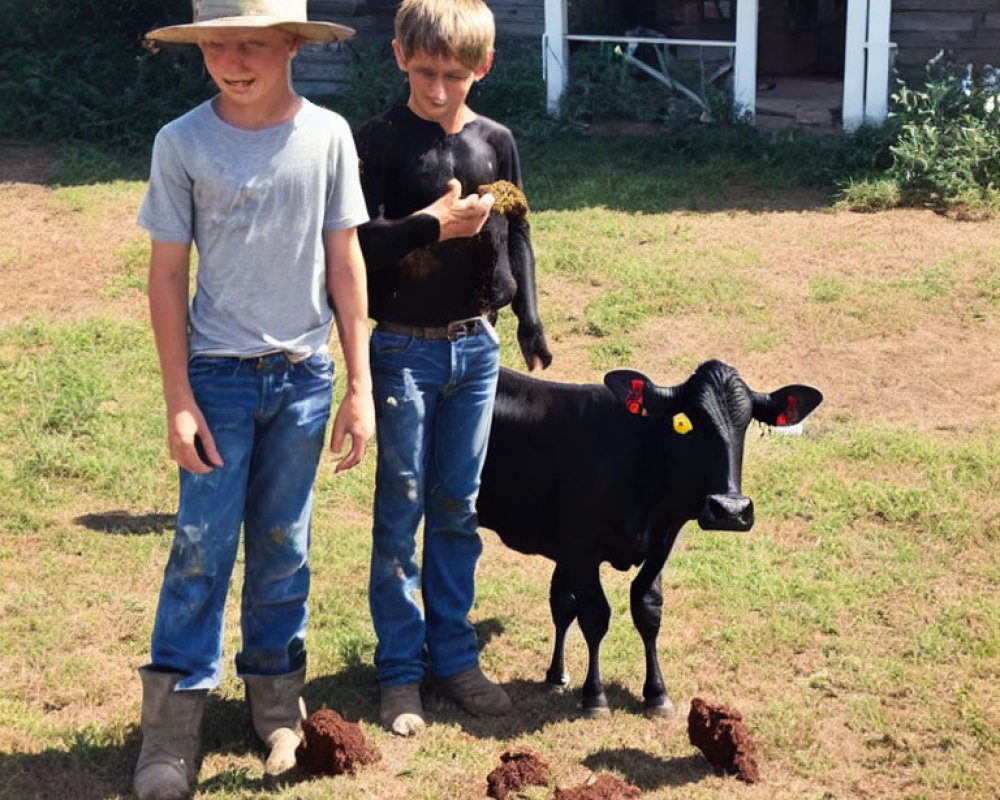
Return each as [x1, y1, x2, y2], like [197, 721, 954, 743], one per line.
[379, 682, 425, 736]
[244, 667, 307, 785]
[437, 666, 512, 717]
[133, 668, 206, 800]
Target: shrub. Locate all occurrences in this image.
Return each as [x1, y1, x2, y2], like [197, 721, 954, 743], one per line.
[838, 177, 901, 213]
[0, 0, 213, 156]
[887, 53, 1000, 214]
[837, 53, 1000, 216]
[336, 36, 556, 140]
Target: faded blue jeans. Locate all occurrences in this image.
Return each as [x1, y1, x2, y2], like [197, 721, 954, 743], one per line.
[150, 352, 333, 690]
[369, 321, 500, 686]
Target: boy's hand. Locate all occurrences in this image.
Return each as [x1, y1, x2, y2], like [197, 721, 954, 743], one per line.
[168, 406, 223, 474]
[424, 178, 495, 242]
[329, 386, 375, 472]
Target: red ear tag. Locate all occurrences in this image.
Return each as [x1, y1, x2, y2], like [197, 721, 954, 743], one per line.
[776, 413, 788, 426]
[785, 395, 799, 424]
[625, 379, 644, 415]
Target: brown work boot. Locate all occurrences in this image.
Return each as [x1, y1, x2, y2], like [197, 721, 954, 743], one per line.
[437, 666, 512, 717]
[380, 682, 425, 736]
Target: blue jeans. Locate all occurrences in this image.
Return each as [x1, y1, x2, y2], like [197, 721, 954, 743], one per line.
[369, 322, 500, 686]
[150, 353, 333, 690]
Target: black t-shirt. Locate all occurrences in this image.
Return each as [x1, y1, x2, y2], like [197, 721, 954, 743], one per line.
[355, 103, 529, 326]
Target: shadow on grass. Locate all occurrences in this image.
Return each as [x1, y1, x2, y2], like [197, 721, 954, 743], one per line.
[0, 667, 703, 797]
[583, 747, 712, 791]
[75, 510, 175, 535]
[308, 668, 591, 739]
[299, 616, 700, 752]
[0, 695, 258, 800]
[299, 618, 507, 718]
[6, 127, 862, 216]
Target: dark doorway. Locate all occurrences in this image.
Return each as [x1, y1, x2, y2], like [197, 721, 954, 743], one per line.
[758, 0, 847, 77]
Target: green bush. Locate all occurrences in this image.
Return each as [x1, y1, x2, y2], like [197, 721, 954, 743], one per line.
[552, 42, 748, 127]
[0, 0, 213, 155]
[888, 53, 1000, 213]
[336, 36, 556, 139]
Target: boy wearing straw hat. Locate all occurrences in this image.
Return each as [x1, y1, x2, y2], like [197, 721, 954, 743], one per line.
[135, 2, 372, 796]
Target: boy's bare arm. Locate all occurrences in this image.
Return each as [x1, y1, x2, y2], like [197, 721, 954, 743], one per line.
[147, 239, 222, 473]
[324, 227, 375, 472]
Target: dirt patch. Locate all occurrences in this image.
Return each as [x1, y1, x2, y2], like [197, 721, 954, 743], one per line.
[296, 708, 379, 776]
[0, 140, 59, 184]
[2, 140, 998, 437]
[540, 204, 1000, 434]
[687, 697, 759, 784]
[555, 773, 642, 799]
[486, 748, 550, 799]
[0, 143, 148, 327]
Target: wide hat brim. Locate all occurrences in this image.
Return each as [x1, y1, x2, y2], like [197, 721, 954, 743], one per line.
[145, 16, 355, 45]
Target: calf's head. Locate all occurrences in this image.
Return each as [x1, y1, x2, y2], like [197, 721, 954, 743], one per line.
[604, 360, 823, 532]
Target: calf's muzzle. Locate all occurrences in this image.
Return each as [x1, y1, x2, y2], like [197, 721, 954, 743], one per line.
[698, 494, 754, 531]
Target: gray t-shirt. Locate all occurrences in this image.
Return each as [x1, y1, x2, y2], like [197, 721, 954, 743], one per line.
[138, 98, 369, 359]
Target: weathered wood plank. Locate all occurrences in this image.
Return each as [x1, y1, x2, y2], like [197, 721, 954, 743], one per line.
[897, 45, 1000, 70]
[892, 0, 999, 11]
[308, 0, 361, 17]
[489, 0, 546, 35]
[894, 30, 981, 47]
[893, 12, 976, 32]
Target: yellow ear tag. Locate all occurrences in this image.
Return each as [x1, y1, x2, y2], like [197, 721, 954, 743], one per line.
[673, 412, 693, 434]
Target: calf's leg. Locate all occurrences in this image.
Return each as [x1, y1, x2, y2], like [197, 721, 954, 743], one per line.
[573, 565, 612, 717]
[629, 552, 673, 717]
[545, 563, 575, 687]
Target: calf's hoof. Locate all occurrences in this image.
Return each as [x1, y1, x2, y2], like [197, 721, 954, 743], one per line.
[544, 669, 570, 688]
[581, 693, 610, 718]
[642, 695, 675, 719]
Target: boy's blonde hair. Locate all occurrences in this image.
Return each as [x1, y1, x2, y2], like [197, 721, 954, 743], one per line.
[394, 0, 495, 70]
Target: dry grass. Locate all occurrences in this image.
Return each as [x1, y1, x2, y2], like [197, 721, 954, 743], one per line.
[1, 142, 998, 800]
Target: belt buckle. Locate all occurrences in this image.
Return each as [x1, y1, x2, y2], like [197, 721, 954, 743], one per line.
[447, 317, 480, 340]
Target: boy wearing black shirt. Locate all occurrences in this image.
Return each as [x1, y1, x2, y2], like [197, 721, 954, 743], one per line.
[355, 0, 551, 736]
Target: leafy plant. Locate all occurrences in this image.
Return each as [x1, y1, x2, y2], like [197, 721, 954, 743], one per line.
[0, 0, 214, 155]
[841, 52, 1000, 216]
[336, 36, 556, 140]
[889, 54, 1000, 212]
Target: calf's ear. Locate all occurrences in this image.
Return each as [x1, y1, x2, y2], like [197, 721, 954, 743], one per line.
[751, 385, 824, 427]
[604, 369, 676, 417]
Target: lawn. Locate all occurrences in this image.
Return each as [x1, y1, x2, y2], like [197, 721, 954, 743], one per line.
[0, 133, 997, 800]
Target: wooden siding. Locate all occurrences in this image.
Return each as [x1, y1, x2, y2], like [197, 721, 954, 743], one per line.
[490, 0, 545, 37]
[293, 1, 999, 98]
[294, 0, 545, 95]
[891, 1, 1000, 77]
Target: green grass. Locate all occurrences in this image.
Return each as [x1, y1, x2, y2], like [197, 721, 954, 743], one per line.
[1, 140, 999, 800]
[3, 337, 996, 799]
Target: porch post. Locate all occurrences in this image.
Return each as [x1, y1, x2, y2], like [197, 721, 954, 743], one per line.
[864, 0, 892, 124]
[733, 0, 758, 120]
[543, 0, 568, 116]
[842, 0, 868, 131]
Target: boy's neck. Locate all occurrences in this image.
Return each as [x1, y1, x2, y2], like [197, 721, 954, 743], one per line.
[213, 90, 303, 130]
[407, 99, 476, 135]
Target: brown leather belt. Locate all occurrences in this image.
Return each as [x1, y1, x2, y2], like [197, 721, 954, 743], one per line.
[375, 317, 484, 341]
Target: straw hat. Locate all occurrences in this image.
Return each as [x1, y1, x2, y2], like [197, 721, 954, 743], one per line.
[145, 0, 355, 44]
